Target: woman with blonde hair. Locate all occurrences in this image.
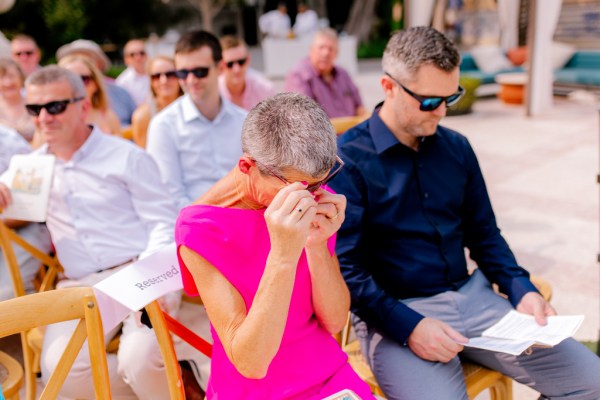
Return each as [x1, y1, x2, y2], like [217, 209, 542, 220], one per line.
[131, 55, 182, 148]
[58, 55, 121, 135]
[0, 58, 35, 142]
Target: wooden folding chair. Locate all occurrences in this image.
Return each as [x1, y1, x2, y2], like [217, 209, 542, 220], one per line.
[0, 287, 111, 400]
[0, 350, 23, 400]
[0, 221, 63, 400]
[339, 275, 553, 400]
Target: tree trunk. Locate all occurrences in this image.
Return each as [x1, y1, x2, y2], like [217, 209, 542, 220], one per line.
[344, 0, 377, 43]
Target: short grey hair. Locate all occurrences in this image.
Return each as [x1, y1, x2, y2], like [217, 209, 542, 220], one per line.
[242, 93, 337, 178]
[312, 27, 338, 46]
[382, 26, 460, 81]
[25, 65, 86, 99]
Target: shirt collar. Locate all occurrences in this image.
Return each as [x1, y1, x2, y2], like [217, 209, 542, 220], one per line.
[38, 125, 100, 161]
[369, 102, 437, 154]
[181, 93, 231, 124]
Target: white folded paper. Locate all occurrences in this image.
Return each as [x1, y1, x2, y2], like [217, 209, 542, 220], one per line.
[464, 310, 584, 355]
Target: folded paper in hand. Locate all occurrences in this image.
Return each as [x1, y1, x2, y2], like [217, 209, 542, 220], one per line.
[464, 310, 584, 355]
[0, 154, 55, 222]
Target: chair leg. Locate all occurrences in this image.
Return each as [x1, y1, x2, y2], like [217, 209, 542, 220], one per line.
[21, 333, 37, 400]
[489, 375, 513, 400]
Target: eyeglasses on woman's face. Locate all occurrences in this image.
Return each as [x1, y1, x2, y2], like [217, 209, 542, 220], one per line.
[255, 156, 345, 193]
[385, 72, 464, 112]
[150, 71, 178, 81]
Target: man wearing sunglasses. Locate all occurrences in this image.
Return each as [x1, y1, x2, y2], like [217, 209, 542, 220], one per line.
[10, 34, 41, 78]
[0, 65, 184, 398]
[116, 39, 150, 106]
[147, 30, 247, 210]
[217, 35, 276, 111]
[329, 27, 600, 400]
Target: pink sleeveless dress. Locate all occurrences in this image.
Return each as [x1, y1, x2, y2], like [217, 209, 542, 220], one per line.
[175, 205, 374, 400]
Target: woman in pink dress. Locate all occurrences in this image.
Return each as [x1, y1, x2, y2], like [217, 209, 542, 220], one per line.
[175, 93, 374, 400]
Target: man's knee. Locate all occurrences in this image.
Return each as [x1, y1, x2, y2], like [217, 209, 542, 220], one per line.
[117, 325, 163, 378]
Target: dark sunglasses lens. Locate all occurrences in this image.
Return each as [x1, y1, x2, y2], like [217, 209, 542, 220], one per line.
[25, 105, 41, 117]
[151, 71, 178, 80]
[420, 98, 443, 112]
[174, 70, 189, 79]
[227, 58, 247, 68]
[306, 182, 321, 193]
[446, 92, 464, 107]
[46, 101, 69, 115]
[191, 67, 210, 78]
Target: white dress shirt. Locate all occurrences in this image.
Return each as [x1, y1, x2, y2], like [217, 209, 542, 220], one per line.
[0, 124, 31, 172]
[146, 94, 247, 210]
[116, 66, 150, 107]
[33, 128, 177, 279]
[259, 10, 292, 38]
[293, 9, 319, 37]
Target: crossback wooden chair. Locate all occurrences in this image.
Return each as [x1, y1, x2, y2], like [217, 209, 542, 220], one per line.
[0, 221, 63, 400]
[339, 275, 552, 400]
[0, 287, 111, 400]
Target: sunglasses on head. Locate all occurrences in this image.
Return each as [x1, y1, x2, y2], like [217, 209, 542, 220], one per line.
[127, 50, 146, 57]
[174, 67, 210, 80]
[150, 70, 178, 81]
[226, 58, 248, 69]
[25, 97, 84, 117]
[385, 72, 465, 112]
[14, 50, 35, 57]
[257, 155, 345, 193]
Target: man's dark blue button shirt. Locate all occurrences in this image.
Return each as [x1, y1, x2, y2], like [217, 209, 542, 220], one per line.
[329, 108, 538, 345]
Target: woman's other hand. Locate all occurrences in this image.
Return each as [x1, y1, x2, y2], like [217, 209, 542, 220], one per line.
[265, 182, 317, 260]
[306, 188, 346, 248]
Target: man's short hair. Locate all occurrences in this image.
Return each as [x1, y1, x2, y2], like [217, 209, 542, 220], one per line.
[313, 27, 338, 44]
[219, 35, 247, 51]
[382, 26, 460, 81]
[11, 34, 39, 48]
[175, 30, 222, 62]
[25, 65, 86, 100]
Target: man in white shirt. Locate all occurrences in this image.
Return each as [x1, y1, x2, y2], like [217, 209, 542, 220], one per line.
[147, 30, 247, 210]
[0, 65, 179, 399]
[116, 39, 150, 106]
[293, 2, 319, 38]
[258, 2, 292, 39]
[218, 35, 276, 111]
[0, 124, 51, 301]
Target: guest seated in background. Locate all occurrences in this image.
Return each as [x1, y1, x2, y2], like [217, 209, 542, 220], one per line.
[147, 30, 247, 210]
[0, 124, 51, 301]
[176, 92, 374, 400]
[56, 39, 137, 126]
[0, 58, 35, 142]
[59, 55, 121, 135]
[285, 28, 365, 118]
[0, 65, 183, 399]
[116, 39, 150, 107]
[258, 2, 292, 39]
[131, 55, 183, 148]
[218, 35, 276, 111]
[10, 34, 41, 78]
[293, 2, 319, 38]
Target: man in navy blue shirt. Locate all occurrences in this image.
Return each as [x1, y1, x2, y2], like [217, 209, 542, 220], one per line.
[329, 27, 600, 400]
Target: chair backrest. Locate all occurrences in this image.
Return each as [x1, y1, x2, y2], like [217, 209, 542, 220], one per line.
[0, 221, 63, 297]
[330, 115, 369, 135]
[0, 287, 111, 400]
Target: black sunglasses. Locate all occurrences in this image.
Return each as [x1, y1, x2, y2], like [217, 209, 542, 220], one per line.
[174, 67, 210, 80]
[226, 58, 248, 69]
[150, 70, 178, 81]
[127, 50, 146, 57]
[14, 50, 35, 57]
[385, 72, 465, 112]
[257, 155, 345, 193]
[25, 97, 84, 117]
[80, 75, 93, 85]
